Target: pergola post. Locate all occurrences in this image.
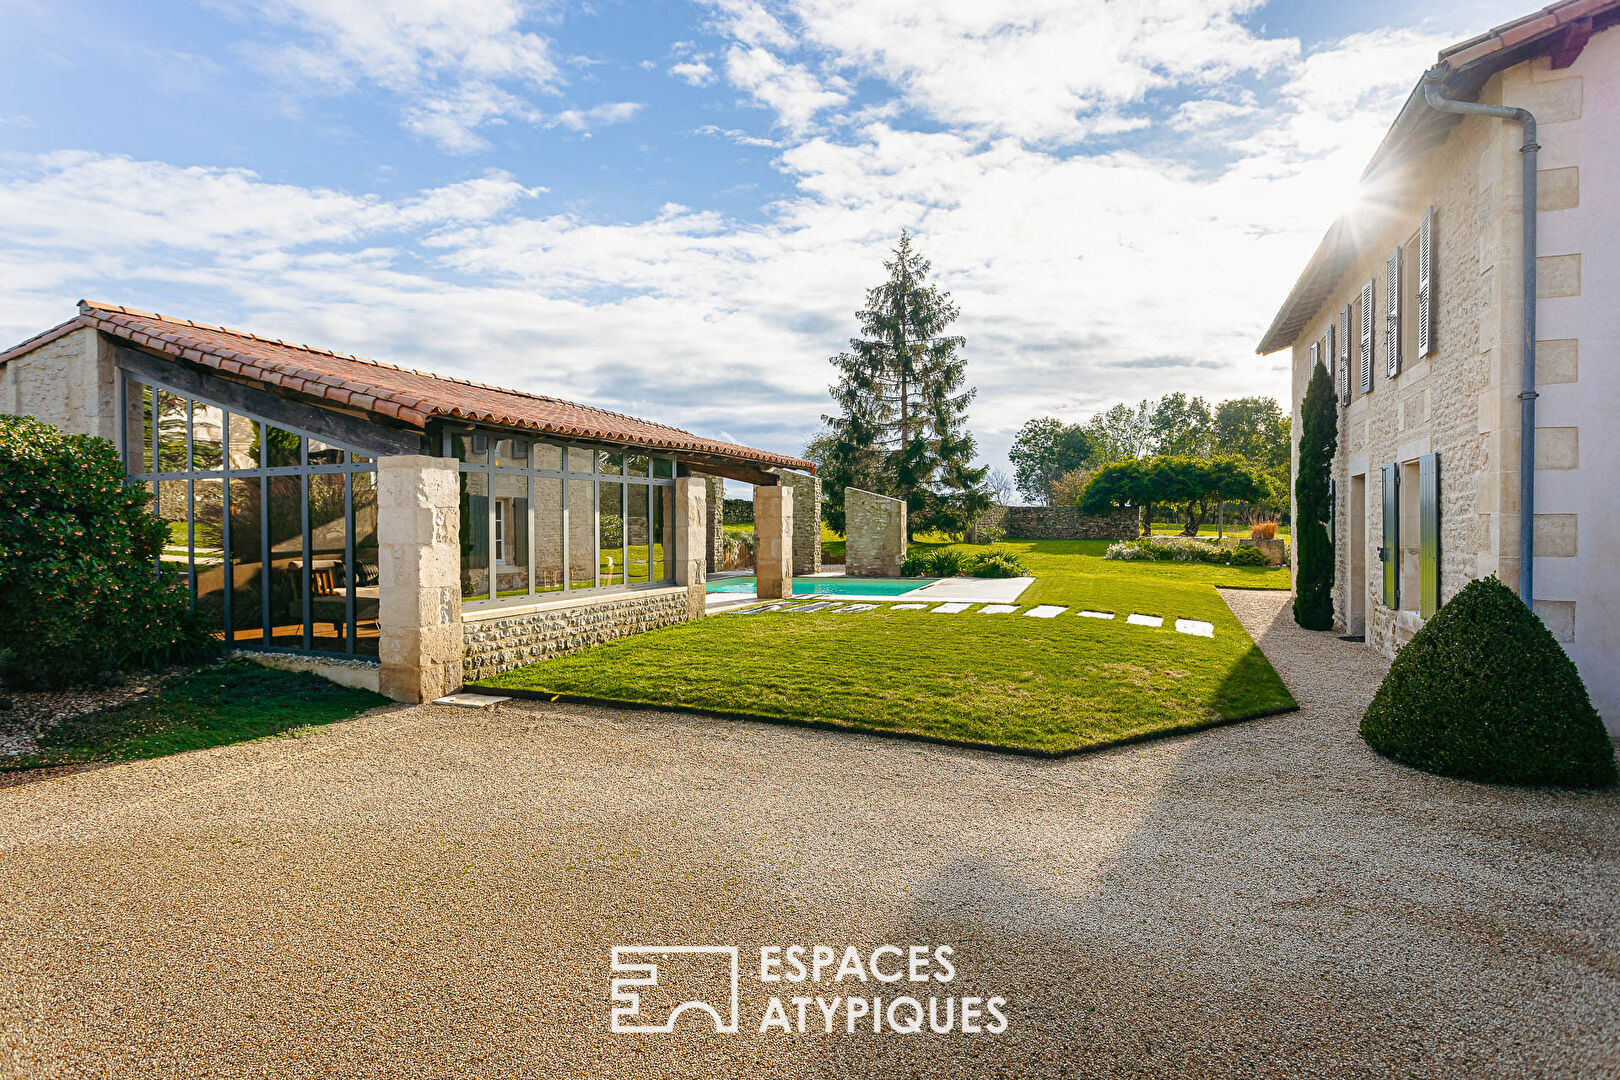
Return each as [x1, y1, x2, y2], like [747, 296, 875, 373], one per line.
[754, 484, 793, 599]
[673, 475, 708, 618]
[377, 455, 463, 703]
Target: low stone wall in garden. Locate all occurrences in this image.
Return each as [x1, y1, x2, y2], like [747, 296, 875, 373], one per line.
[462, 587, 692, 682]
[1219, 537, 1289, 566]
[999, 505, 1139, 541]
[845, 487, 906, 576]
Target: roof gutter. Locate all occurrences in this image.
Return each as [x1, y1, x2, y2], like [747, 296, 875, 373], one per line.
[1420, 65, 1539, 606]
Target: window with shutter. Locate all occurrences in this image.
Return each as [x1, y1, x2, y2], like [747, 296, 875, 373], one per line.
[1381, 463, 1399, 609]
[1360, 279, 1375, 393]
[1417, 206, 1436, 357]
[1385, 248, 1401, 378]
[1325, 322, 1335, 389]
[1338, 304, 1352, 403]
[1309, 339, 1319, 376]
[1419, 453, 1439, 617]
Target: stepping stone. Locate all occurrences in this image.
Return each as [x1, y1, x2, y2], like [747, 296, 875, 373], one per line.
[980, 604, 1018, 614]
[833, 603, 878, 613]
[1077, 610, 1114, 620]
[1175, 619, 1214, 637]
[1126, 613, 1163, 627]
[1025, 605, 1066, 618]
[790, 601, 839, 613]
[434, 693, 510, 709]
[891, 603, 928, 610]
[932, 602, 971, 613]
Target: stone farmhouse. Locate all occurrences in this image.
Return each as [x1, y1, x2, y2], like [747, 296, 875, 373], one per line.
[1259, 0, 1620, 729]
[0, 301, 816, 702]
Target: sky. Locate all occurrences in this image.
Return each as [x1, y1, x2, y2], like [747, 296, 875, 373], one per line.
[0, 0, 1530, 491]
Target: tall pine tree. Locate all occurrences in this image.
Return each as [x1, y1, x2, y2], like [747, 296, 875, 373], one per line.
[821, 231, 988, 537]
[1293, 358, 1338, 629]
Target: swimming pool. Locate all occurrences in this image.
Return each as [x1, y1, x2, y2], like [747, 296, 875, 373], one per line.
[705, 575, 934, 596]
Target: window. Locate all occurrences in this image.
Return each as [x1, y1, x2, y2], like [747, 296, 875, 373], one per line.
[122, 373, 381, 658]
[450, 427, 676, 606]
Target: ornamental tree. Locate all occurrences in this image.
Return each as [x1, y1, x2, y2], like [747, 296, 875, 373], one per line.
[1293, 358, 1337, 630]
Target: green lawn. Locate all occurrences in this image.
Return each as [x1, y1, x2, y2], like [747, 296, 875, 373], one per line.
[1, 660, 389, 772]
[476, 540, 1295, 756]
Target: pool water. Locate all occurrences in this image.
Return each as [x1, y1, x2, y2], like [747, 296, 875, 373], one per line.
[705, 575, 934, 596]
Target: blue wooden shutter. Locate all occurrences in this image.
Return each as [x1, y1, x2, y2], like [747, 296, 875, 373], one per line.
[1360, 279, 1375, 393]
[1381, 463, 1399, 609]
[1385, 248, 1402, 378]
[1418, 207, 1436, 357]
[1338, 304, 1352, 403]
[1419, 453, 1440, 617]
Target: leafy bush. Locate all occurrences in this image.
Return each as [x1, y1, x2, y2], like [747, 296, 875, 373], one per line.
[1361, 577, 1615, 787]
[1226, 544, 1271, 567]
[0, 415, 215, 689]
[901, 548, 1028, 578]
[1249, 519, 1278, 540]
[972, 522, 1006, 545]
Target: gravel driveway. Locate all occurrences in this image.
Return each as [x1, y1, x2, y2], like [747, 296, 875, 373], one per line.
[2, 589, 1616, 1079]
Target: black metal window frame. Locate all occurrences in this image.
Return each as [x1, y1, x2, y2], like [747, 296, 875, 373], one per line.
[119, 369, 382, 659]
[446, 427, 677, 610]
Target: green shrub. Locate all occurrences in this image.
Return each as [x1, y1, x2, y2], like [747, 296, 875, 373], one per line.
[0, 415, 215, 689]
[1360, 577, 1615, 788]
[900, 548, 1028, 578]
[1226, 544, 1271, 567]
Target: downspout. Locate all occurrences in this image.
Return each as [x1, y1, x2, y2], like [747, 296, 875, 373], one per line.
[1421, 66, 1538, 605]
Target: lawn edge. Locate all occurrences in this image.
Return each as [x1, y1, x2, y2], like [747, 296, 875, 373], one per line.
[468, 684, 1300, 759]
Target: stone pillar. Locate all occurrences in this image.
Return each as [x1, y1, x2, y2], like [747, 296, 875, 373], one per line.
[845, 487, 907, 577]
[377, 455, 463, 703]
[702, 474, 725, 574]
[754, 484, 793, 599]
[771, 469, 821, 576]
[673, 476, 708, 619]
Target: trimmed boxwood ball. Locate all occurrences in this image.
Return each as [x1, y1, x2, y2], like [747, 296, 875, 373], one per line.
[1360, 576, 1615, 788]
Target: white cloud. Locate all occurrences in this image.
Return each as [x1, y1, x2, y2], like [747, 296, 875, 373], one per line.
[551, 101, 644, 131]
[723, 44, 848, 133]
[693, 124, 777, 147]
[669, 59, 715, 86]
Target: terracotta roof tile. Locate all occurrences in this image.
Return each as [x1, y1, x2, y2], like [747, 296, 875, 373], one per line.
[4, 301, 813, 472]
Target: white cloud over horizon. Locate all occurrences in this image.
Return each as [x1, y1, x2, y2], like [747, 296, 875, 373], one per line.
[0, 0, 1507, 478]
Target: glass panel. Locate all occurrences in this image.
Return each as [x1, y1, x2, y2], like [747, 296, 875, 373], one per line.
[566, 447, 592, 474]
[459, 470, 490, 601]
[493, 472, 529, 598]
[452, 433, 488, 464]
[351, 472, 380, 657]
[306, 473, 347, 651]
[534, 476, 564, 593]
[157, 480, 190, 590]
[227, 413, 259, 470]
[626, 453, 649, 477]
[598, 451, 622, 475]
[652, 457, 674, 479]
[626, 484, 649, 584]
[267, 475, 304, 647]
[598, 481, 624, 586]
[190, 401, 224, 470]
[156, 390, 188, 472]
[125, 379, 151, 470]
[533, 442, 563, 471]
[351, 453, 372, 465]
[229, 477, 265, 644]
[264, 426, 301, 468]
[651, 485, 672, 582]
[567, 478, 594, 589]
[496, 437, 529, 468]
[194, 479, 226, 638]
[307, 438, 343, 466]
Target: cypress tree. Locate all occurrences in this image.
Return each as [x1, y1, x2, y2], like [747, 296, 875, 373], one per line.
[1293, 358, 1337, 629]
[822, 231, 989, 537]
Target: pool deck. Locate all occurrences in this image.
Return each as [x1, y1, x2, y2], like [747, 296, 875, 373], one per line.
[704, 571, 1034, 611]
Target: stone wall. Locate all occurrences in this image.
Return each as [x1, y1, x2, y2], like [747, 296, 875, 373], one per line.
[702, 474, 724, 574]
[462, 587, 691, 681]
[845, 487, 906, 576]
[378, 456, 463, 703]
[0, 326, 118, 441]
[999, 505, 1139, 540]
[772, 469, 821, 576]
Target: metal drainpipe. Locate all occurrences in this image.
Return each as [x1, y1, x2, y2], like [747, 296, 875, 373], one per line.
[1421, 67, 1538, 605]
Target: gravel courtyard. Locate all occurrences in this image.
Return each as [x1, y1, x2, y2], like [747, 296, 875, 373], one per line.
[2, 590, 1616, 1079]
